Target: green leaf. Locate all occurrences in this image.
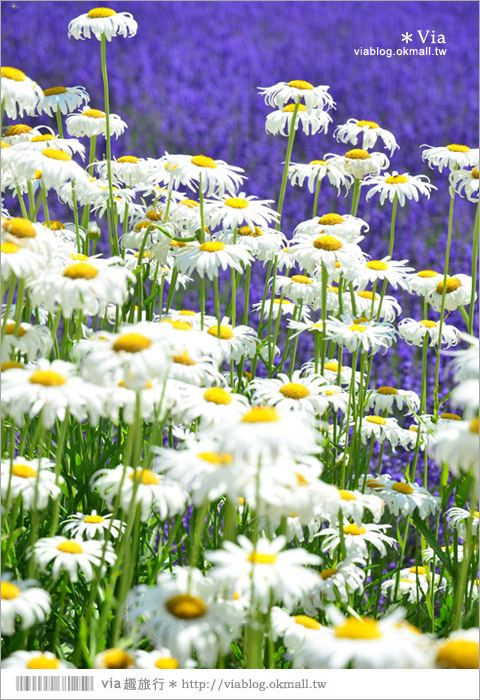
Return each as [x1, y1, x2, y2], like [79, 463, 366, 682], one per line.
[411, 513, 452, 574]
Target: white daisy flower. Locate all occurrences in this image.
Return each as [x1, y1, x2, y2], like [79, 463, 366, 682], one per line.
[169, 352, 221, 387]
[207, 535, 320, 613]
[202, 321, 258, 362]
[306, 554, 366, 608]
[344, 256, 414, 291]
[32, 536, 116, 581]
[348, 289, 402, 322]
[205, 193, 279, 232]
[173, 240, 252, 281]
[432, 417, 479, 479]
[61, 510, 125, 540]
[28, 256, 134, 317]
[326, 148, 390, 179]
[162, 154, 245, 197]
[450, 379, 479, 418]
[217, 225, 287, 261]
[434, 628, 479, 669]
[334, 118, 398, 156]
[449, 166, 479, 202]
[1, 67, 43, 119]
[1, 320, 52, 361]
[1, 650, 74, 670]
[359, 414, 407, 449]
[258, 80, 334, 114]
[366, 385, 420, 414]
[105, 376, 175, 424]
[91, 465, 188, 522]
[175, 385, 250, 428]
[68, 7, 138, 41]
[363, 171, 436, 206]
[134, 647, 196, 669]
[291, 232, 364, 275]
[1, 217, 67, 259]
[126, 568, 243, 667]
[12, 148, 88, 191]
[271, 244, 296, 272]
[274, 273, 320, 305]
[1, 574, 51, 636]
[94, 648, 136, 669]
[330, 488, 385, 525]
[427, 274, 474, 311]
[364, 475, 440, 518]
[302, 358, 361, 387]
[317, 521, 396, 558]
[408, 268, 444, 296]
[66, 107, 127, 138]
[248, 371, 328, 416]
[294, 211, 368, 244]
[446, 333, 479, 382]
[252, 297, 307, 321]
[96, 155, 158, 186]
[398, 317, 459, 348]
[12, 133, 86, 159]
[326, 315, 397, 354]
[1, 360, 101, 428]
[2, 123, 50, 145]
[1, 456, 63, 511]
[36, 85, 89, 116]
[381, 569, 444, 603]
[445, 507, 479, 539]
[271, 607, 322, 651]
[421, 143, 479, 173]
[265, 104, 332, 136]
[288, 159, 353, 195]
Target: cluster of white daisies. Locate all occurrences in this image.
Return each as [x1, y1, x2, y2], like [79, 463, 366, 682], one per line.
[1, 6, 478, 671]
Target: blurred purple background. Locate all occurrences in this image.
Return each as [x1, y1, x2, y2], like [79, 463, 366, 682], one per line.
[2, 1, 479, 484]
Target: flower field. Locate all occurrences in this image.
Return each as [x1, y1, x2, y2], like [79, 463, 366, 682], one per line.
[1, 1, 479, 675]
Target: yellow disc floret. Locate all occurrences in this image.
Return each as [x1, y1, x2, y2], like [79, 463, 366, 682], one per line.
[345, 149, 371, 159]
[63, 262, 98, 280]
[207, 325, 233, 340]
[191, 155, 217, 169]
[41, 148, 71, 161]
[57, 541, 83, 554]
[43, 86, 67, 96]
[203, 387, 232, 405]
[199, 241, 225, 252]
[294, 615, 321, 630]
[279, 382, 310, 399]
[366, 260, 388, 271]
[165, 594, 207, 619]
[366, 415, 387, 426]
[283, 103, 307, 112]
[102, 649, 134, 669]
[436, 277, 461, 294]
[344, 524, 367, 536]
[12, 463, 37, 478]
[313, 235, 342, 251]
[246, 552, 277, 564]
[113, 333, 152, 353]
[87, 8, 117, 18]
[417, 269, 438, 278]
[335, 617, 382, 640]
[129, 468, 159, 485]
[385, 175, 408, 184]
[446, 144, 470, 153]
[288, 80, 314, 90]
[117, 155, 140, 164]
[339, 489, 357, 501]
[224, 197, 249, 209]
[392, 482, 415, 495]
[1, 67, 26, 82]
[356, 120, 379, 129]
[290, 274, 312, 285]
[29, 370, 67, 387]
[82, 108, 105, 118]
[27, 656, 60, 670]
[1, 581, 21, 599]
[84, 514, 105, 524]
[155, 657, 179, 669]
[420, 319, 437, 328]
[318, 213, 345, 226]
[436, 640, 479, 669]
[376, 386, 398, 395]
[241, 406, 280, 423]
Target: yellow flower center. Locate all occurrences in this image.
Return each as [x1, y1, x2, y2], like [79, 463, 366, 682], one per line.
[29, 369, 66, 387]
[366, 415, 387, 425]
[238, 225, 262, 237]
[1, 361, 24, 371]
[324, 361, 339, 371]
[191, 155, 217, 168]
[43, 86, 67, 96]
[345, 149, 371, 160]
[356, 120, 379, 129]
[294, 615, 321, 630]
[199, 241, 225, 252]
[349, 324, 367, 332]
[295, 472, 310, 487]
[4, 124, 32, 136]
[335, 617, 382, 639]
[1, 581, 21, 599]
[474, 511, 479, 518]
[366, 479, 384, 490]
[57, 541, 83, 554]
[4, 321, 26, 337]
[241, 406, 280, 423]
[290, 274, 313, 285]
[287, 79, 314, 90]
[417, 269, 438, 278]
[41, 148, 71, 162]
[113, 333, 152, 353]
[313, 235, 342, 251]
[146, 209, 163, 221]
[224, 197, 249, 209]
[339, 489, 357, 501]
[283, 103, 307, 112]
[246, 551, 277, 565]
[102, 649, 134, 669]
[71, 253, 88, 261]
[440, 412, 462, 421]
[392, 482, 414, 495]
[129, 468, 159, 485]
[84, 514, 105, 524]
[178, 309, 196, 316]
[117, 155, 140, 164]
[357, 290, 378, 300]
[170, 320, 193, 331]
[409, 566, 426, 575]
[344, 524, 367, 536]
[4, 217, 36, 239]
[399, 578, 414, 584]
[27, 656, 60, 670]
[134, 220, 151, 231]
[179, 199, 199, 208]
[446, 144, 470, 153]
[318, 213, 345, 226]
[170, 240, 188, 248]
[279, 382, 310, 399]
[12, 463, 38, 478]
[198, 451, 234, 466]
[1, 67, 26, 82]
[173, 350, 196, 366]
[1, 140, 10, 148]
[436, 277, 461, 294]
[207, 325, 233, 340]
[320, 567, 338, 580]
[420, 319, 438, 328]
[203, 387, 232, 405]
[309, 159, 327, 166]
[470, 418, 479, 434]
[63, 262, 98, 280]
[31, 134, 56, 143]
[82, 108, 105, 118]
[472, 167, 479, 179]
[385, 175, 408, 184]
[437, 640, 479, 669]
[366, 260, 388, 271]
[273, 298, 290, 304]
[165, 594, 207, 619]
[155, 658, 179, 669]
[376, 386, 398, 395]
[87, 8, 117, 18]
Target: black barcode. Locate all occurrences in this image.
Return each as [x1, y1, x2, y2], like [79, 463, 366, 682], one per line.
[15, 676, 94, 692]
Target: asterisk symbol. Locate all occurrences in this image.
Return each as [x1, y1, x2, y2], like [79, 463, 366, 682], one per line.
[401, 32, 413, 43]
[169, 681, 177, 688]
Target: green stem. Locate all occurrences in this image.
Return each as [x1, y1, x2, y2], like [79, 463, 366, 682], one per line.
[56, 103, 64, 139]
[100, 34, 119, 257]
[468, 202, 479, 334]
[388, 192, 398, 257]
